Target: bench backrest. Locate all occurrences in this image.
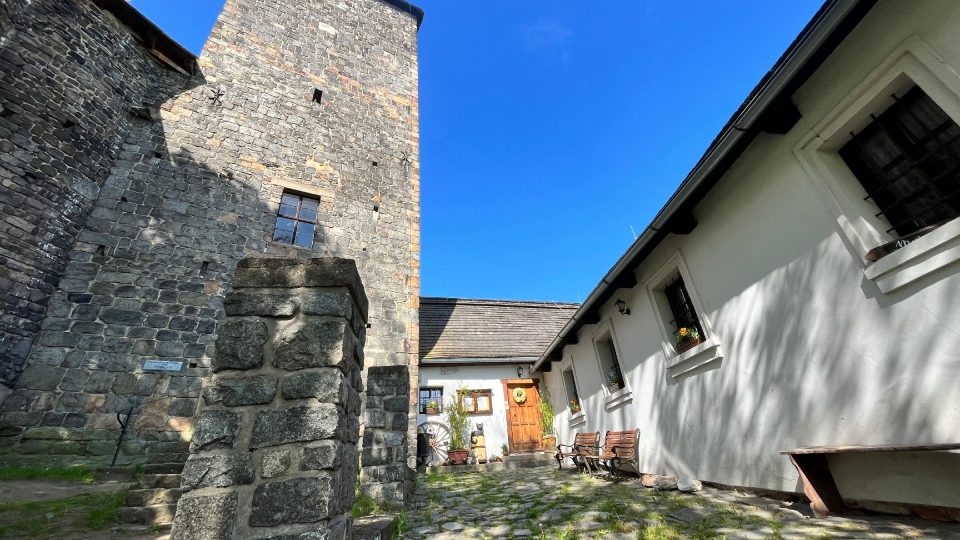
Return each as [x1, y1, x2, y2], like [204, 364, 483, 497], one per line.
[573, 432, 599, 454]
[603, 429, 639, 458]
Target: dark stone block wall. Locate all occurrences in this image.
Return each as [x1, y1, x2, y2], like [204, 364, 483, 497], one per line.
[0, 0, 190, 395]
[0, 0, 421, 470]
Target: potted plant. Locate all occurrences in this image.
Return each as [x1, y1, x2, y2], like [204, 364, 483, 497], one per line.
[606, 369, 623, 393]
[675, 326, 703, 354]
[445, 390, 469, 464]
[569, 399, 581, 414]
[501, 443, 509, 457]
[424, 399, 440, 415]
[539, 388, 557, 449]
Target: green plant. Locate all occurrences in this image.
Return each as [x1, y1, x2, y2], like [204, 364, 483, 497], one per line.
[538, 387, 556, 436]
[0, 466, 95, 483]
[425, 399, 439, 410]
[675, 326, 701, 346]
[568, 398, 581, 413]
[446, 388, 470, 451]
[501, 443, 509, 456]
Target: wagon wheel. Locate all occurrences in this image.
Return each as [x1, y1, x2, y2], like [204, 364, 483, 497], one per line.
[417, 421, 451, 466]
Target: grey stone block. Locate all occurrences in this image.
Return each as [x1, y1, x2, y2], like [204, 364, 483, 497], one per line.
[273, 320, 349, 371]
[190, 410, 242, 451]
[249, 475, 334, 526]
[170, 492, 238, 540]
[301, 441, 342, 470]
[205, 375, 278, 406]
[213, 319, 268, 371]
[281, 370, 343, 402]
[223, 291, 297, 317]
[261, 449, 291, 478]
[99, 307, 144, 326]
[251, 405, 339, 448]
[181, 453, 255, 489]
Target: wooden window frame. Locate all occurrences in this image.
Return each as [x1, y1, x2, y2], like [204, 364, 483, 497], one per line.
[273, 190, 320, 248]
[459, 389, 493, 416]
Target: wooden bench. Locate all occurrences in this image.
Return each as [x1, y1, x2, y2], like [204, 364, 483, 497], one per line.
[555, 431, 599, 472]
[583, 429, 639, 479]
[782, 443, 960, 517]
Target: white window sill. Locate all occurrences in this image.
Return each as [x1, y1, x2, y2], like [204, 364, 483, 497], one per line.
[665, 336, 723, 379]
[604, 386, 633, 410]
[863, 217, 960, 293]
[568, 411, 586, 428]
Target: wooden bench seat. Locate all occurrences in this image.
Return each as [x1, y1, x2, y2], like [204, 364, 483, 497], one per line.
[582, 429, 639, 479]
[555, 431, 599, 472]
[782, 443, 960, 517]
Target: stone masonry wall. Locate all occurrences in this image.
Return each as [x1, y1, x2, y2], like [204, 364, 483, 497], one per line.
[360, 365, 414, 504]
[2, 0, 421, 472]
[170, 258, 366, 540]
[0, 0, 190, 395]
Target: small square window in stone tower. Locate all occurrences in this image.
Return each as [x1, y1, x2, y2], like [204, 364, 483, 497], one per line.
[312, 89, 323, 105]
[274, 191, 320, 248]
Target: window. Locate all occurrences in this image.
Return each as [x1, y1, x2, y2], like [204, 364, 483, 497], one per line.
[418, 387, 442, 414]
[839, 85, 960, 238]
[594, 330, 624, 393]
[663, 274, 705, 352]
[561, 368, 581, 413]
[460, 389, 493, 415]
[273, 191, 319, 248]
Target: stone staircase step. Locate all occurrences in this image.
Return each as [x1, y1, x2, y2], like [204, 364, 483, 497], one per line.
[117, 503, 179, 526]
[143, 452, 190, 464]
[140, 462, 185, 474]
[126, 487, 185, 507]
[138, 473, 182, 489]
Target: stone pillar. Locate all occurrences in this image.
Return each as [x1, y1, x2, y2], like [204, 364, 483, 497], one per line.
[170, 258, 366, 540]
[360, 365, 414, 505]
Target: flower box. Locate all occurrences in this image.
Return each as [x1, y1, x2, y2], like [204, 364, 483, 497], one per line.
[424, 407, 440, 415]
[676, 336, 705, 354]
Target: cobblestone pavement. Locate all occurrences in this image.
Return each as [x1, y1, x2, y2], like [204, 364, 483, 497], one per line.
[403, 467, 960, 539]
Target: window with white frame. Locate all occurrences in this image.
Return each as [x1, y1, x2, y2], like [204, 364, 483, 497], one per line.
[593, 329, 625, 394]
[646, 255, 719, 366]
[839, 85, 960, 241]
[794, 38, 960, 293]
[561, 368, 581, 413]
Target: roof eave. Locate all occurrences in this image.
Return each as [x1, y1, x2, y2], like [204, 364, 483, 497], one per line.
[532, 0, 878, 372]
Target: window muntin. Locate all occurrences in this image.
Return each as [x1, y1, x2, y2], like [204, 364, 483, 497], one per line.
[273, 192, 320, 248]
[839, 86, 960, 237]
[594, 331, 624, 392]
[418, 387, 443, 414]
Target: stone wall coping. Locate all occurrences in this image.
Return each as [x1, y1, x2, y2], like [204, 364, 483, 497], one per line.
[235, 258, 368, 320]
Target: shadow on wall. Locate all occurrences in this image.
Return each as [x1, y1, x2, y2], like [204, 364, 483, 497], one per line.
[1, 65, 336, 464]
[649, 233, 960, 492]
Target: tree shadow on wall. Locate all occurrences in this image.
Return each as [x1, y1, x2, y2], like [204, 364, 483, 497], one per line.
[648, 234, 960, 494]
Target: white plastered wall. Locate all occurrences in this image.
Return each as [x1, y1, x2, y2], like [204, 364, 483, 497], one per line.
[418, 364, 541, 460]
[544, 0, 960, 503]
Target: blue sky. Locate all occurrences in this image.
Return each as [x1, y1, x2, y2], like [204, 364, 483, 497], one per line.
[131, 0, 823, 303]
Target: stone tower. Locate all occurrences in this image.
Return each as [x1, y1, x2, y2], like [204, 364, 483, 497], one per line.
[0, 0, 421, 499]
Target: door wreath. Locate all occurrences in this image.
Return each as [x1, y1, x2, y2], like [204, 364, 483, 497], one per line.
[512, 387, 527, 404]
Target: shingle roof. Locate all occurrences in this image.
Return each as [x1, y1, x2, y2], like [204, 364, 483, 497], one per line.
[419, 297, 579, 360]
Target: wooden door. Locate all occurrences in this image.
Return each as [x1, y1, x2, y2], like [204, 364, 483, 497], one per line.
[503, 379, 543, 453]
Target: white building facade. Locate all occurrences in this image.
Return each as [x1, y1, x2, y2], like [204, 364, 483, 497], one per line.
[534, 0, 960, 511]
[417, 298, 577, 464]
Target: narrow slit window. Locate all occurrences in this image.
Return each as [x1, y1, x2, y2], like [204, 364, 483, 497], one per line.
[840, 85, 960, 237]
[562, 368, 580, 412]
[664, 275, 704, 350]
[312, 89, 323, 105]
[273, 191, 320, 248]
[595, 331, 625, 393]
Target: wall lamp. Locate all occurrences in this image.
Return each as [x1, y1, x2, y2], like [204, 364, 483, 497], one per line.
[516, 366, 524, 378]
[615, 299, 631, 316]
